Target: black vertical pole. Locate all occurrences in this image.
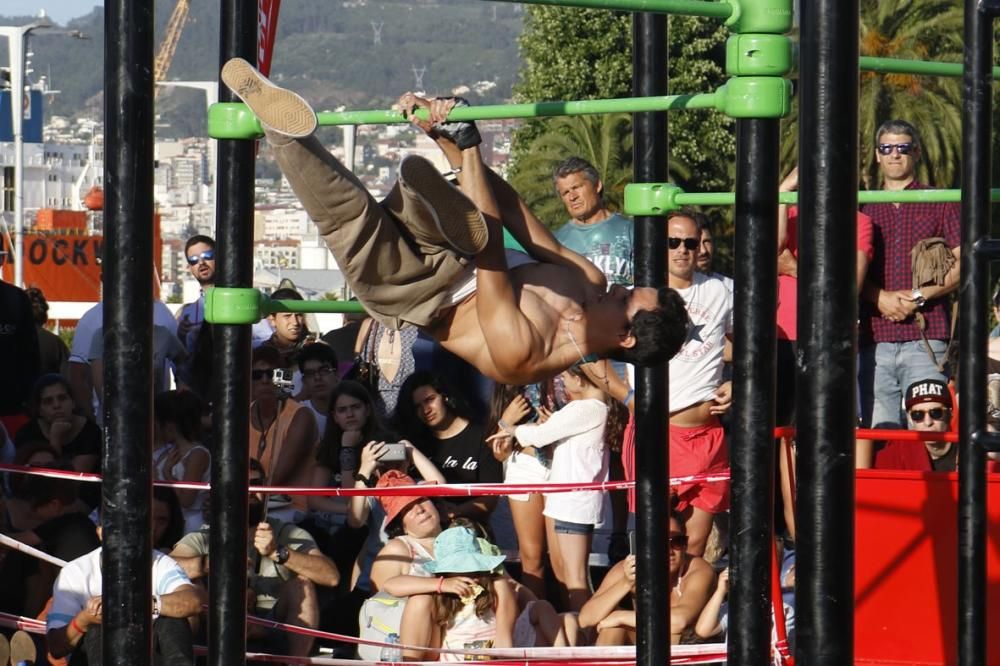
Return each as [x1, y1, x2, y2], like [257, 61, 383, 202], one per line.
[958, 1, 992, 664]
[632, 11, 669, 666]
[102, 0, 154, 663]
[728, 118, 779, 665]
[796, 1, 859, 664]
[210, 2, 257, 665]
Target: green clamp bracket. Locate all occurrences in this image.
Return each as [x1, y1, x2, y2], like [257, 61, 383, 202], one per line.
[717, 77, 791, 118]
[726, 34, 792, 77]
[624, 183, 684, 217]
[204, 287, 265, 324]
[724, 0, 793, 35]
[208, 102, 263, 140]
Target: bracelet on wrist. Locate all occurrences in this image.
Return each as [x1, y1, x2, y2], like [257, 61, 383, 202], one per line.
[498, 418, 514, 434]
[436, 576, 445, 593]
[70, 617, 87, 635]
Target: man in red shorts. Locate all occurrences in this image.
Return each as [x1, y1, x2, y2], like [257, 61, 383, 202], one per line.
[664, 210, 733, 556]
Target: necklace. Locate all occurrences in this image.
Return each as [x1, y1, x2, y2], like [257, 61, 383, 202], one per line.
[564, 324, 609, 388]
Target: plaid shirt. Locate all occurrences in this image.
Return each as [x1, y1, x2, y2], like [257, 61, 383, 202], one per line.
[860, 181, 960, 344]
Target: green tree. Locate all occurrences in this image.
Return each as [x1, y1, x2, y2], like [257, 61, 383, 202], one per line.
[510, 8, 734, 232]
[780, 0, 963, 188]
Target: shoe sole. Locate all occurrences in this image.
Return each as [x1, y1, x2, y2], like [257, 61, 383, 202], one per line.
[221, 58, 316, 138]
[399, 156, 487, 256]
[10, 630, 35, 665]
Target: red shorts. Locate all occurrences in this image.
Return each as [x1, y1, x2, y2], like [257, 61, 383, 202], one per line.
[670, 421, 730, 514]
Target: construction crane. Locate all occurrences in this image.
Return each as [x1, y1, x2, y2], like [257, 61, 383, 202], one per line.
[153, 0, 191, 98]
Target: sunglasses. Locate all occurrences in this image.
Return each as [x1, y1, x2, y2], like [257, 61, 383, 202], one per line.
[187, 249, 215, 265]
[251, 368, 275, 382]
[877, 142, 914, 156]
[909, 407, 948, 423]
[302, 365, 335, 380]
[668, 237, 700, 251]
[669, 533, 689, 550]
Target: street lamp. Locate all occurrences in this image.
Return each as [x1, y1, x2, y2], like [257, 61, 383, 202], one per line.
[1, 13, 88, 287]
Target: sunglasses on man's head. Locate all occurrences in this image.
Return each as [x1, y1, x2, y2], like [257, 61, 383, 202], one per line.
[909, 407, 948, 423]
[669, 533, 689, 550]
[187, 249, 215, 265]
[877, 142, 914, 156]
[668, 237, 700, 251]
[251, 368, 275, 382]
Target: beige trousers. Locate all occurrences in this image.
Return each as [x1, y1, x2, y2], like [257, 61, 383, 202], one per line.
[269, 135, 470, 329]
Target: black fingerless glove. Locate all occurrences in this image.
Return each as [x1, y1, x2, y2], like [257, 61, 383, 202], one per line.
[434, 97, 482, 150]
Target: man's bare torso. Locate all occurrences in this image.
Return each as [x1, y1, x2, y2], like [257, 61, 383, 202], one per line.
[427, 262, 600, 384]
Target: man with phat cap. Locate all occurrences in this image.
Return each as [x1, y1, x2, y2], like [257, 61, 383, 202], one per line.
[874, 379, 956, 471]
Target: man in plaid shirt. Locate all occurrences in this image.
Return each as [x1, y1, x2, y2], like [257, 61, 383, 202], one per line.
[859, 119, 960, 429]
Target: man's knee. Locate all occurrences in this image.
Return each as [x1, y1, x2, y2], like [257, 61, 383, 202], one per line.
[277, 576, 319, 624]
[153, 616, 195, 666]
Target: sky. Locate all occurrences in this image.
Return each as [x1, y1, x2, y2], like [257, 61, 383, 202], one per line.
[9, 1, 102, 25]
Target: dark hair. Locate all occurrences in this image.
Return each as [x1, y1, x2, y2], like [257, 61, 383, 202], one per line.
[384, 499, 445, 539]
[152, 485, 186, 550]
[317, 380, 389, 471]
[875, 119, 922, 154]
[17, 460, 80, 509]
[9, 441, 60, 498]
[394, 371, 474, 442]
[29, 373, 74, 418]
[270, 287, 303, 301]
[297, 342, 338, 373]
[24, 287, 49, 325]
[552, 156, 601, 191]
[184, 235, 215, 254]
[609, 287, 689, 366]
[670, 208, 712, 236]
[252, 345, 283, 368]
[154, 390, 204, 442]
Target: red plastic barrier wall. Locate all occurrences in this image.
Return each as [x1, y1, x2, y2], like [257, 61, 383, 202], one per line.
[855, 469, 1000, 665]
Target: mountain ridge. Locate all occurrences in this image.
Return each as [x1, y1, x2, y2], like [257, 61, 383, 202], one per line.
[4, 1, 523, 138]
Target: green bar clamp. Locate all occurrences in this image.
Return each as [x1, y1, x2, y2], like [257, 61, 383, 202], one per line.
[624, 183, 685, 216]
[208, 103, 263, 140]
[718, 77, 791, 118]
[726, 34, 792, 77]
[724, 0, 793, 34]
[204, 287, 265, 324]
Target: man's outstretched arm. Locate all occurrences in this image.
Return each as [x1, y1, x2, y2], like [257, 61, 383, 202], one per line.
[398, 93, 605, 290]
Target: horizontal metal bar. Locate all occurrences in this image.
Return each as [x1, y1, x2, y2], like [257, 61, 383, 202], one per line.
[973, 238, 1000, 260]
[267, 299, 365, 314]
[317, 93, 720, 126]
[671, 189, 1000, 206]
[860, 56, 1000, 80]
[971, 430, 1000, 452]
[483, 0, 733, 19]
[981, 0, 1000, 18]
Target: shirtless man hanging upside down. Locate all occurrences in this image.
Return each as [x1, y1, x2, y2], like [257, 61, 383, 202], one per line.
[221, 58, 687, 384]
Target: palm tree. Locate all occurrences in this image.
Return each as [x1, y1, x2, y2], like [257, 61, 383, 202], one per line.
[780, 0, 964, 188]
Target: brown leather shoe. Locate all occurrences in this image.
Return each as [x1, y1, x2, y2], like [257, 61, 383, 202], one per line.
[221, 57, 316, 138]
[387, 155, 487, 257]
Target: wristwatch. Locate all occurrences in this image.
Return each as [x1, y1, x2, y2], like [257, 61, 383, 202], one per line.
[911, 289, 927, 310]
[273, 545, 290, 565]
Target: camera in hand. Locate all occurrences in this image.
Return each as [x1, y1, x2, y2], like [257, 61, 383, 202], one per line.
[273, 368, 295, 398]
[380, 442, 408, 464]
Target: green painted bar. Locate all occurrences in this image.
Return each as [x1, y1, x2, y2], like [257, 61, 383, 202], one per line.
[485, 0, 732, 19]
[859, 56, 1000, 80]
[267, 299, 366, 314]
[317, 93, 720, 126]
[674, 189, 1000, 205]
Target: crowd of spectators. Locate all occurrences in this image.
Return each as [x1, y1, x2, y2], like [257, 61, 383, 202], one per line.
[0, 117, 993, 663]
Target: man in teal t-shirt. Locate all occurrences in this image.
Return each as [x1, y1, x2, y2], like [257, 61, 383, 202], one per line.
[552, 157, 634, 287]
